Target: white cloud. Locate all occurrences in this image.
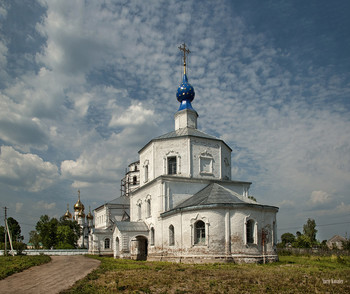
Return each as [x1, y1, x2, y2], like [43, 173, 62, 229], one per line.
[36, 200, 56, 210]
[309, 191, 332, 206]
[109, 102, 155, 127]
[0, 93, 48, 149]
[278, 199, 295, 208]
[16, 202, 23, 213]
[0, 146, 59, 192]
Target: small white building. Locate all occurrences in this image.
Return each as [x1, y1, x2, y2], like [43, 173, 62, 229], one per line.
[89, 45, 279, 263]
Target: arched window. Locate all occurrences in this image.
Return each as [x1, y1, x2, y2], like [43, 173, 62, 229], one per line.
[144, 160, 149, 183]
[146, 198, 151, 217]
[104, 238, 110, 249]
[150, 228, 155, 246]
[137, 201, 142, 220]
[169, 225, 175, 246]
[194, 220, 205, 245]
[246, 219, 255, 244]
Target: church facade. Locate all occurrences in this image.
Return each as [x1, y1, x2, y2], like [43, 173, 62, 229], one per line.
[88, 45, 279, 263]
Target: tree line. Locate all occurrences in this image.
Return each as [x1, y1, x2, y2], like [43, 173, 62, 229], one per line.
[1, 215, 82, 251]
[278, 218, 350, 250]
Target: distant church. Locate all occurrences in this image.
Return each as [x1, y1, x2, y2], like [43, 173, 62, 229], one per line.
[87, 44, 279, 263]
[63, 190, 94, 248]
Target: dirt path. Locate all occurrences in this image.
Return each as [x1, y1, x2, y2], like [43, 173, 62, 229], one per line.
[0, 255, 101, 294]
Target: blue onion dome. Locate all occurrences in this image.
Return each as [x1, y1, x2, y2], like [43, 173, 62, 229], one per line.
[176, 73, 195, 111]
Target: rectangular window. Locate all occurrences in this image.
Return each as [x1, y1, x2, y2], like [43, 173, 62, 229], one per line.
[144, 165, 148, 182]
[137, 204, 142, 220]
[168, 156, 177, 175]
[200, 157, 213, 174]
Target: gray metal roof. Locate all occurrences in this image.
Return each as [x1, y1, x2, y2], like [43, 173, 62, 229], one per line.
[108, 196, 130, 206]
[155, 127, 219, 141]
[174, 183, 253, 209]
[139, 127, 232, 153]
[115, 221, 149, 232]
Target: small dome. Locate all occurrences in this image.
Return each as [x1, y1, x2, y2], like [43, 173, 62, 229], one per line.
[176, 74, 195, 105]
[63, 204, 72, 220]
[86, 211, 94, 220]
[78, 210, 85, 218]
[63, 210, 72, 220]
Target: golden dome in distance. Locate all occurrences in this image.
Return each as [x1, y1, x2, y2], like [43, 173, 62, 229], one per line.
[86, 206, 94, 220]
[78, 210, 85, 218]
[74, 190, 85, 212]
[64, 204, 72, 219]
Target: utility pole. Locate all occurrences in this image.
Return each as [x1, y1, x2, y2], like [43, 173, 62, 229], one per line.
[4, 207, 7, 256]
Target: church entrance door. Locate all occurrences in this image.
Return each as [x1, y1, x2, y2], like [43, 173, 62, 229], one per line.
[135, 236, 148, 261]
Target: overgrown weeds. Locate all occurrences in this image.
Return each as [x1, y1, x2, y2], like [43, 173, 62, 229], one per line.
[62, 255, 350, 293]
[0, 255, 51, 280]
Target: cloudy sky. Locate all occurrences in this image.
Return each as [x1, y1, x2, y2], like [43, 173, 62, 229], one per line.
[0, 0, 349, 242]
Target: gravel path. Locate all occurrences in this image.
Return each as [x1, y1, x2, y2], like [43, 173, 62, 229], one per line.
[0, 255, 101, 294]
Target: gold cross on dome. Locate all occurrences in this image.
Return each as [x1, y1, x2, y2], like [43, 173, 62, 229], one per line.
[178, 43, 190, 74]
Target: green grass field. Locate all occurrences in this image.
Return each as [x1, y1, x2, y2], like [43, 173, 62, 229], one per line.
[0, 255, 51, 280]
[62, 255, 350, 293]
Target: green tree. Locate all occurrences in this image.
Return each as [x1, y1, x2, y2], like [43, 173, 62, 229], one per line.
[36, 215, 59, 249]
[58, 218, 81, 248]
[281, 233, 295, 246]
[303, 218, 317, 244]
[34, 215, 81, 249]
[342, 239, 350, 251]
[28, 230, 41, 249]
[0, 226, 4, 243]
[7, 217, 24, 242]
[293, 234, 312, 248]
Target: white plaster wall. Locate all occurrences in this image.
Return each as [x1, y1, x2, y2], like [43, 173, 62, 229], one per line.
[191, 138, 222, 179]
[166, 181, 207, 210]
[154, 138, 189, 178]
[139, 143, 154, 186]
[94, 207, 108, 229]
[221, 145, 232, 180]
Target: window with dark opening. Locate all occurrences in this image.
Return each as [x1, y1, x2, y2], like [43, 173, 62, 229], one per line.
[246, 219, 254, 244]
[168, 156, 177, 175]
[150, 227, 155, 246]
[169, 225, 175, 246]
[105, 238, 110, 249]
[194, 220, 205, 245]
[133, 176, 137, 185]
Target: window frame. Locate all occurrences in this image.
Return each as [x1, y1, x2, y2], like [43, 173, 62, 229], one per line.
[246, 219, 255, 245]
[150, 227, 155, 246]
[194, 220, 206, 245]
[167, 156, 177, 175]
[104, 238, 110, 249]
[169, 225, 175, 246]
[146, 195, 151, 218]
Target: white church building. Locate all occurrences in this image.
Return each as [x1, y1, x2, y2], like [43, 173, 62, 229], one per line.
[88, 44, 279, 263]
